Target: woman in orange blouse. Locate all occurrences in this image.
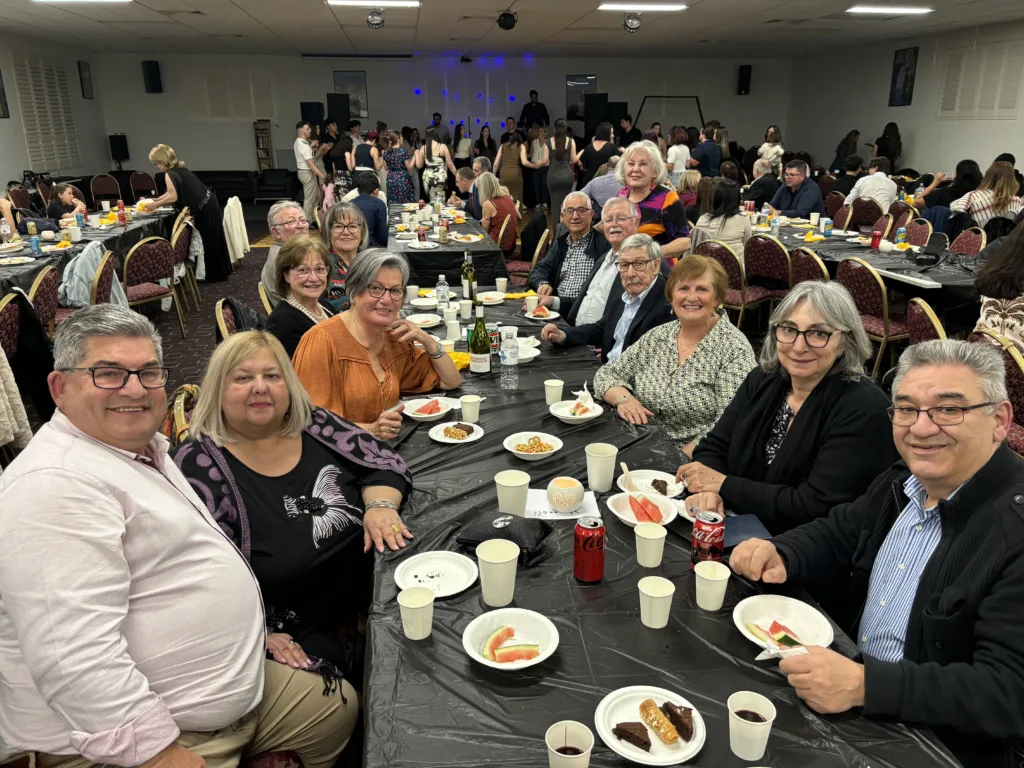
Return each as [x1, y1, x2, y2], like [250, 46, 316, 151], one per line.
[293, 249, 462, 441]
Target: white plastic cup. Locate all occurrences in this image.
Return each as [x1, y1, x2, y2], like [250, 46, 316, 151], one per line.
[443, 307, 457, 323]
[728, 691, 777, 761]
[447, 320, 461, 340]
[460, 299, 472, 320]
[441, 339, 455, 354]
[477, 538, 520, 607]
[635, 522, 667, 568]
[694, 560, 731, 611]
[88, 214, 100, 227]
[68, 226, 82, 242]
[525, 295, 540, 313]
[434, 225, 444, 237]
[495, 277, 508, 293]
[638, 575, 675, 629]
[397, 586, 434, 640]
[101, 200, 111, 211]
[544, 379, 564, 406]
[494, 469, 530, 517]
[406, 285, 420, 302]
[879, 239, 894, 253]
[809, 212, 820, 226]
[545, 720, 594, 768]
[460, 394, 481, 423]
[401, 212, 411, 226]
[585, 442, 618, 492]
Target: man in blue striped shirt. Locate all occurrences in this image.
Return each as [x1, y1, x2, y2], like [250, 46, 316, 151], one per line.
[729, 339, 1024, 768]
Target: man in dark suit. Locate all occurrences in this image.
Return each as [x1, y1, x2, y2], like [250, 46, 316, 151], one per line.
[541, 233, 673, 363]
[743, 158, 780, 211]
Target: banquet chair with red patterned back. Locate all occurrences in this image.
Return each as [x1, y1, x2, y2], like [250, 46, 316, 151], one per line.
[27, 265, 60, 338]
[887, 200, 914, 223]
[833, 204, 853, 231]
[969, 329, 1024, 455]
[825, 191, 846, 220]
[171, 220, 200, 311]
[890, 209, 914, 240]
[91, 251, 115, 304]
[5, 186, 32, 212]
[507, 228, 549, 288]
[215, 298, 237, 340]
[906, 218, 933, 247]
[694, 240, 771, 329]
[91, 174, 122, 207]
[172, 207, 191, 236]
[123, 237, 186, 338]
[836, 257, 908, 379]
[907, 297, 946, 345]
[818, 174, 836, 197]
[743, 234, 791, 307]
[790, 247, 830, 287]
[130, 171, 158, 202]
[37, 179, 52, 206]
[949, 226, 986, 257]
[0, 293, 20, 359]
[850, 197, 884, 230]
[870, 214, 894, 241]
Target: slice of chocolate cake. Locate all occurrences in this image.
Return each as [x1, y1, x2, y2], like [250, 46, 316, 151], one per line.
[612, 722, 651, 752]
[650, 478, 669, 496]
[661, 702, 694, 742]
[451, 423, 475, 434]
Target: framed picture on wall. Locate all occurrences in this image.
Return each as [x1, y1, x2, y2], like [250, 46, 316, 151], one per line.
[333, 70, 368, 118]
[78, 61, 94, 100]
[0, 67, 8, 118]
[889, 46, 918, 107]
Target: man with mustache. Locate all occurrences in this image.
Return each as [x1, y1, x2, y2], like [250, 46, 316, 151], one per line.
[541, 232, 673, 363]
[730, 339, 1024, 768]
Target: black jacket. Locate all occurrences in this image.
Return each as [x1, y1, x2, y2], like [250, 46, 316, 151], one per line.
[527, 229, 609, 301]
[519, 102, 550, 128]
[694, 368, 897, 533]
[266, 301, 316, 359]
[774, 445, 1024, 768]
[742, 175, 779, 211]
[560, 274, 673, 363]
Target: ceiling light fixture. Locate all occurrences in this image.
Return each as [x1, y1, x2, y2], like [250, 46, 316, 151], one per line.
[367, 9, 385, 28]
[622, 12, 643, 32]
[497, 11, 518, 30]
[328, 1, 418, 6]
[599, 3, 686, 10]
[846, 5, 933, 13]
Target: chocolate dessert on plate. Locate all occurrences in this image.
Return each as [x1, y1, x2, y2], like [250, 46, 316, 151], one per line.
[612, 722, 651, 752]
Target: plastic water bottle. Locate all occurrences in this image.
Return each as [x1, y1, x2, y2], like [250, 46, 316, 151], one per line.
[0, 220, 10, 245]
[770, 216, 781, 238]
[916, 185, 925, 198]
[500, 328, 519, 390]
[435, 274, 450, 306]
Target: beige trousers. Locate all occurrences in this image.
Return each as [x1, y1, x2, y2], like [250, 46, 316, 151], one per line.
[297, 170, 321, 225]
[34, 661, 358, 768]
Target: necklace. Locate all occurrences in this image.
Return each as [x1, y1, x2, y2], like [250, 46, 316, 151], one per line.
[287, 295, 332, 325]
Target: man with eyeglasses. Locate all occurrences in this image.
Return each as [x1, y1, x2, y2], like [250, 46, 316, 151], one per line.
[542, 233, 673, 363]
[0, 304, 353, 768]
[766, 159, 824, 219]
[730, 339, 1024, 768]
[262, 201, 310, 307]
[527, 192, 608, 312]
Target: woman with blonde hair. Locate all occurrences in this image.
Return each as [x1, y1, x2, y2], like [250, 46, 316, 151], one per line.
[146, 143, 232, 280]
[476, 171, 520, 253]
[676, 169, 701, 208]
[175, 330, 413, 734]
[950, 161, 1024, 228]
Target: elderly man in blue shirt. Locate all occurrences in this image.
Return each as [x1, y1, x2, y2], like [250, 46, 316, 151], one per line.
[729, 339, 1024, 768]
[767, 160, 825, 218]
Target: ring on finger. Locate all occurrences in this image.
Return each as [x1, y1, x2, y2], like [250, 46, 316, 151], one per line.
[391, 524, 400, 534]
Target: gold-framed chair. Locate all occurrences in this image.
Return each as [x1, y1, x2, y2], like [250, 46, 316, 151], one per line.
[258, 282, 273, 314]
[694, 239, 771, 329]
[27, 265, 60, 337]
[836, 256, 908, 378]
[907, 297, 946, 344]
[123, 236, 187, 338]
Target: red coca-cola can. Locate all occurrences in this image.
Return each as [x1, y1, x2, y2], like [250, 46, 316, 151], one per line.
[691, 511, 725, 570]
[442, 218, 451, 231]
[870, 230, 883, 249]
[417, 228, 427, 242]
[574, 517, 605, 582]
[418, 200, 426, 209]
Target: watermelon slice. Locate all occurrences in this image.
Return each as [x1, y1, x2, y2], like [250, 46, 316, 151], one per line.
[769, 620, 804, 647]
[481, 626, 515, 660]
[416, 399, 441, 415]
[629, 495, 653, 523]
[746, 622, 772, 643]
[639, 496, 663, 523]
[493, 644, 540, 663]
[570, 402, 591, 416]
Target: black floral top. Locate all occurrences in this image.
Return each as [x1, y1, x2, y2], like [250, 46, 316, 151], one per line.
[764, 396, 794, 465]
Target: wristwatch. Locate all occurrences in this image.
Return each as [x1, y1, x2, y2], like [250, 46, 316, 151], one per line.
[428, 344, 447, 360]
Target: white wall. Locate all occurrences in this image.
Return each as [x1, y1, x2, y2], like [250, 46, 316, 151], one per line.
[785, 21, 1024, 174]
[93, 52, 795, 172]
[0, 37, 108, 187]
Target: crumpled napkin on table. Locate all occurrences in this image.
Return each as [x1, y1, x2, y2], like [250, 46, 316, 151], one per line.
[447, 352, 470, 371]
[503, 289, 537, 299]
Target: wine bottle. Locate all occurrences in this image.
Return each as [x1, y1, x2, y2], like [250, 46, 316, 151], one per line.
[469, 304, 491, 373]
[462, 251, 477, 302]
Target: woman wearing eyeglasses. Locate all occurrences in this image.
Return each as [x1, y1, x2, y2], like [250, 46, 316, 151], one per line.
[265, 235, 333, 358]
[320, 202, 368, 313]
[677, 281, 898, 534]
[293, 249, 462, 442]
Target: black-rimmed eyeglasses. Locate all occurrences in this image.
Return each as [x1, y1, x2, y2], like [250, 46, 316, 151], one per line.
[61, 366, 170, 389]
[888, 403, 996, 426]
[773, 324, 834, 348]
[367, 283, 405, 301]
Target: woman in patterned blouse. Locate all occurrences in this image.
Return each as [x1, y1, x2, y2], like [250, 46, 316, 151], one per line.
[594, 254, 755, 456]
[614, 140, 691, 264]
[678, 281, 898, 534]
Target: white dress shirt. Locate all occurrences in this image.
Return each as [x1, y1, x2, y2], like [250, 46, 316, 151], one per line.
[575, 248, 621, 326]
[608, 282, 656, 361]
[844, 171, 898, 212]
[0, 412, 266, 765]
[294, 137, 313, 172]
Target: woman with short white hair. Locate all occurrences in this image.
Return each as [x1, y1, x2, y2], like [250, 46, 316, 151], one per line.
[614, 139, 690, 261]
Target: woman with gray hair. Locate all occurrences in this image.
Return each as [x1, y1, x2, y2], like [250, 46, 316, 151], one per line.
[678, 280, 898, 534]
[614, 139, 690, 261]
[293, 249, 462, 440]
[321, 201, 368, 313]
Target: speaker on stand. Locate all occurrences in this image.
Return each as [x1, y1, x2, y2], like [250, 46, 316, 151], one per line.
[109, 134, 129, 172]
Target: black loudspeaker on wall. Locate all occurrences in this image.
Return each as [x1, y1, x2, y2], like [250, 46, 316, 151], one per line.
[142, 60, 163, 94]
[109, 134, 129, 162]
[737, 65, 752, 96]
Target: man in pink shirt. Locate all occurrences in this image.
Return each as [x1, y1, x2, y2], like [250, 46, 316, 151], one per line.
[0, 305, 356, 768]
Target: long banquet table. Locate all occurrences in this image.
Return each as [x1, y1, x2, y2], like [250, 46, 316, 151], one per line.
[0, 212, 176, 296]
[363, 290, 960, 767]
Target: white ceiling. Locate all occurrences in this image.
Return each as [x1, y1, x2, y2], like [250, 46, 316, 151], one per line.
[0, 0, 1023, 57]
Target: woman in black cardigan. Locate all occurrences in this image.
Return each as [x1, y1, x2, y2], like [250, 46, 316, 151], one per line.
[677, 281, 898, 534]
[265, 234, 334, 358]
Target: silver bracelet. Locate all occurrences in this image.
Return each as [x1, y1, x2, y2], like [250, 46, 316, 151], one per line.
[365, 499, 399, 512]
[615, 394, 632, 406]
[428, 344, 447, 360]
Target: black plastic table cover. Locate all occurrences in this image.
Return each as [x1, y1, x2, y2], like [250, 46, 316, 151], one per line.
[363, 301, 959, 768]
[386, 204, 510, 288]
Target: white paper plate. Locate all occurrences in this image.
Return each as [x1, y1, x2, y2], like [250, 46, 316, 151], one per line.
[428, 422, 485, 444]
[403, 397, 454, 422]
[595, 685, 706, 766]
[517, 347, 541, 364]
[394, 550, 478, 598]
[396, 232, 416, 240]
[0, 242, 25, 253]
[733, 594, 835, 649]
[406, 313, 442, 329]
[503, 431, 563, 461]
[830, 229, 856, 237]
[0, 256, 34, 265]
[549, 399, 603, 425]
[408, 240, 440, 250]
[518, 335, 541, 348]
[617, 470, 684, 499]
[410, 297, 439, 310]
[478, 291, 505, 305]
[462, 608, 559, 670]
[605, 492, 678, 528]
[524, 309, 559, 321]
[451, 233, 483, 243]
